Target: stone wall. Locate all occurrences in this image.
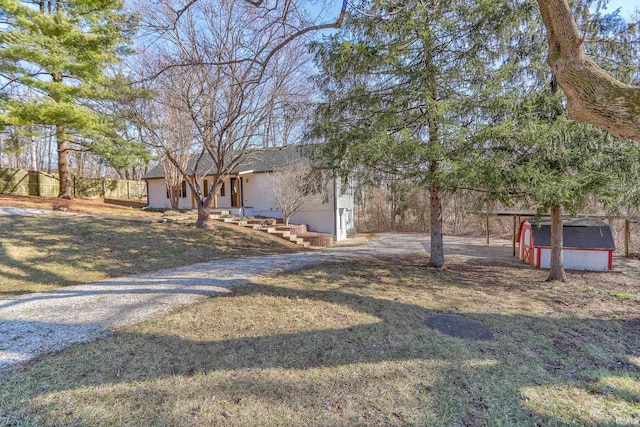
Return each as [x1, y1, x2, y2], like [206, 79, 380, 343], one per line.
[299, 233, 333, 247]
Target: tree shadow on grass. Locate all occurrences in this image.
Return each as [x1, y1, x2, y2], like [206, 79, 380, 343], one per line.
[0, 280, 638, 426]
[0, 230, 82, 293]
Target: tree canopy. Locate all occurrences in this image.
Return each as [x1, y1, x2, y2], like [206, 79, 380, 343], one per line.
[312, 0, 541, 267]
[129, 0, 315, 227]
[0, 0, 139, 198]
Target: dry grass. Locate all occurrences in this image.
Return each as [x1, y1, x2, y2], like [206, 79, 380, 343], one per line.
[0, 254, 638, 426]
[0, 194, 156, 217]
[0, 214, 299, 297]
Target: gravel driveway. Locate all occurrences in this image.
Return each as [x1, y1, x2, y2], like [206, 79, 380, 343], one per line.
[0, 233, 446, 373]
[3, 229, 636, 375]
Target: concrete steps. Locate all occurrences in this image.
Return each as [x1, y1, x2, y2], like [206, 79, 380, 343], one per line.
[210, 210, 230, 218]
[241, 223, 262, 230]
[270, 230, 291, 239]
[213, 215, 310, 248]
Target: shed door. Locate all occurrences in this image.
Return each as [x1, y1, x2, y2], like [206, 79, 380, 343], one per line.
[523, 229, 534, 264]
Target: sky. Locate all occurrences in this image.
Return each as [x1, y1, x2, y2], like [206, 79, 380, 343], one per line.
[599, 0, 639, 19]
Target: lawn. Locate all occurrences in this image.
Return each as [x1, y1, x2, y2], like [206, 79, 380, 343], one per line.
[0, 254, 638, 426]
[0, 214, 299, 297]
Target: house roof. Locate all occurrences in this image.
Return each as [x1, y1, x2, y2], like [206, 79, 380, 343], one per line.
[528, 218, 616, 250]
[142, 144, 319, 180]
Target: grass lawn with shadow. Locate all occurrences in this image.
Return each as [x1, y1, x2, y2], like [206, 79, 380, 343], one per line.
[0, 256, 638, 425]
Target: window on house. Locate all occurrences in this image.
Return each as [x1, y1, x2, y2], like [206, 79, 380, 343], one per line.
[203, 180, 209, 197]
[181, 181, 187, 198]
[220, 182, 225, 197]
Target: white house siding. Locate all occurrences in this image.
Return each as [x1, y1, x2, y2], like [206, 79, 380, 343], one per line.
[335, 180, 354, 241]
[245, 172, 337, 234]
[201, 177, 232, 209]
[243, 172, 354, 241]
[146, 178, 193, 210]
[538, 248, 610, 271]
[240, 173, 278, 214]
[147, 172, 354, 241]
[147, 177, 236, 210]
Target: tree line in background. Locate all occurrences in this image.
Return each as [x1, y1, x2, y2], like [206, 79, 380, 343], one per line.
[1, 0, 640, 280]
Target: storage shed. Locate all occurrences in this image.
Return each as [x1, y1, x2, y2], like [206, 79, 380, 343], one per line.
[517, 218, 615, 271]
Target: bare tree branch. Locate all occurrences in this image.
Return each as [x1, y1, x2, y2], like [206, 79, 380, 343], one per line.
[261, 0, 348, 68]
[130, 1, 316, 226]
[135, 0, 347, 83]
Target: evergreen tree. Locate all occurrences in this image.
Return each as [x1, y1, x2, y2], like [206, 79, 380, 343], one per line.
[312, 0, 530, 268]
[464, 4, 640, 281]
[468, 91, 640, 281]
[0, 0, 137, 198]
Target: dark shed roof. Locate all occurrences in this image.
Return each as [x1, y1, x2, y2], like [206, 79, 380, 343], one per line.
[529, 218, 615, 250]
[143, 144, 318, 180]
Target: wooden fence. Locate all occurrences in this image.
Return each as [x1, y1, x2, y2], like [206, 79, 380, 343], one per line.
[0, 168, 146, 200]
[71, 176, 146, 199]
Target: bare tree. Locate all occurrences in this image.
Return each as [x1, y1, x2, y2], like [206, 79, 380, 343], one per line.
[155, 71, 194, 209]
[144, 0, 640, 141]
[265, 158, 322, 225]
[132, 0, 315, 227]
[261, 46, 316, 148]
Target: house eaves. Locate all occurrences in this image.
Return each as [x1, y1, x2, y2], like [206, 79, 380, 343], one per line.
[142, 144, 321, 180]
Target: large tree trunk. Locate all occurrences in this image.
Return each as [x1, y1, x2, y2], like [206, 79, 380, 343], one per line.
[56, 124, 73, 199]
[195, 194, 214, 229]
[195, 182, 222, 229]
[537, 0, 640, 141]
[51, 71, 72, 200]
[548, 202, 567, 282]
[169, 184, 180, 210]
[428, 183, 445, 268]
[421, 30, 445, 269]
[196, 204, 211, 228]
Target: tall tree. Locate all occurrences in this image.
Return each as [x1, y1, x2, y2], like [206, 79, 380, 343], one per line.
[128, 66, 195, 209]
[312, 0, 528, 268]
[140, 0, 640, 141]
[132, 0, 315, 228]
[265, 158, 322, 226]
[469, 91, 640, 281]
[0, 0, 137, 198]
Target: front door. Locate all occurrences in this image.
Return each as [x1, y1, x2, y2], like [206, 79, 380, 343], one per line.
[230, 178, 238, 207]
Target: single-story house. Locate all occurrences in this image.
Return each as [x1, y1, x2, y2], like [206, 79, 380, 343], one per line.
[142, 145, 355, 241]
[517, 217, 616, 271]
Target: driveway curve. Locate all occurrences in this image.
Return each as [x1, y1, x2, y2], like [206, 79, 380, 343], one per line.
[0, 233, 439, 373]
[5, 231, 635, 374]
